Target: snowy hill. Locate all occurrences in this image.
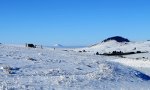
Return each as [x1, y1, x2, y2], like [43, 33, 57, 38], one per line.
[53, 44, 63, 47]
[0, 44, 150, 89]
[81, 37, 150, 54]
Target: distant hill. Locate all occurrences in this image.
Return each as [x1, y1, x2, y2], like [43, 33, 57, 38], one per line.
[90, 36, 130, 47]
[102, 36, 130, 43]
[81, 36, 150, 54]
[53, 44, 63, 47]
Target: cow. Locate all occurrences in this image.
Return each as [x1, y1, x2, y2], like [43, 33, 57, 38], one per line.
[26, 43, 36, 48]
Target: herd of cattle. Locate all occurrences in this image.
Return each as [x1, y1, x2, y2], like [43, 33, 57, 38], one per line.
[25, 43, 43, 49]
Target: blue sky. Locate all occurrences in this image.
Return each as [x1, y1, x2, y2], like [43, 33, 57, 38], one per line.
[0, 0, 150, 46]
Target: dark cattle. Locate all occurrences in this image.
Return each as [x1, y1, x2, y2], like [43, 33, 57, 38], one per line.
[83, 50, 86, 52]
[133, 48, 136, 50]
[79, 51, 82, 53]
[96, 52, 100, 55]
[137, 51, 142, 53]
[26, 44, 36, 48]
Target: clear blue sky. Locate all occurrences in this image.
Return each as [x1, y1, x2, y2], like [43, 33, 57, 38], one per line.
[0, 0, 150, 46]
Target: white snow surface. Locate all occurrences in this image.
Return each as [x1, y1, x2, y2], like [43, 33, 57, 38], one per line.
[81, 40, 150, 53]
[0, 44, 150, 90]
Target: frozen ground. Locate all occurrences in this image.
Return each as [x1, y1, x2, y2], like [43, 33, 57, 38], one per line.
[0, 44, 150, 90]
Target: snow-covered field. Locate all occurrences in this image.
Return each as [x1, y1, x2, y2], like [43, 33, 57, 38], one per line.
[0, 43, 150, 90]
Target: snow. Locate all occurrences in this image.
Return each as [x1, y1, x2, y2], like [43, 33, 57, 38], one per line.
[0, 44, 150, 90]
[80, 40, 150, 54]
[110, 58, 150, 76]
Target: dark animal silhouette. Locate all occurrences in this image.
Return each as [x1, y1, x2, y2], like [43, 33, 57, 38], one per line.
[26, 44, 36, 48]
[96, 52, 100, 55]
